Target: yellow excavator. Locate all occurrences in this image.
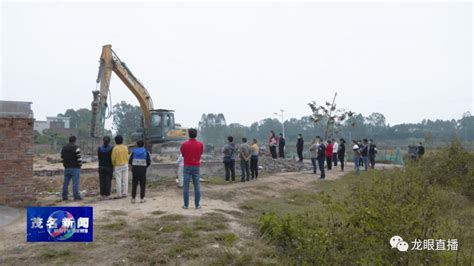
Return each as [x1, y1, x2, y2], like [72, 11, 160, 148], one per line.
[90, 44, 187, 150]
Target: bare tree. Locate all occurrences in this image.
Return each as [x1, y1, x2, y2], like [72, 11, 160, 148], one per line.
[308, 92, 355, 140]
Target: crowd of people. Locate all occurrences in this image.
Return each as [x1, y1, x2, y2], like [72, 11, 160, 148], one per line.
[60, 135, 152, 203]
[60, 129, 204, 209]
[220, 136, 260, 182]
[265, 132, 379, 178]
[268, 130, 286, 159]
[408, 142, 425, 160]
[60, 129, 381, 209]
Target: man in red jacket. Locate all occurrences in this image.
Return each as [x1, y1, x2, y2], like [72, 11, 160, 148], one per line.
[325, 140, 333, 170]
[180, 128, 204, 209]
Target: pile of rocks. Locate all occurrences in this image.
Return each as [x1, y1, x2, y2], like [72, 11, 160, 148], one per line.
[45, 156, 62, 164]
[258, 156, 311, 173]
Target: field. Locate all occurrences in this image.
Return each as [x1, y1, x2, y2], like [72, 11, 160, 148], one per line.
[1, 143, 473, 265]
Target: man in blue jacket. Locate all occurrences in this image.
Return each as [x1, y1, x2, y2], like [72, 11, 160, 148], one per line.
[129, 140, 151, 203]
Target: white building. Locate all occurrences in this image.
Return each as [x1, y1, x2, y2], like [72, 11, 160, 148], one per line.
[34, 120, 49, 134]
[46, 116, 70, 128]
[34, 116, 71, 134]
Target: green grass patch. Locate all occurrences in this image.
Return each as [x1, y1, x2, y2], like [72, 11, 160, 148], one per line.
[213, 232, 239, 247]
[148, 176, 177, 190]
[151, 210, 166, 215]
[99, 218, 128, 230]
[238, 203, 255, 210]
[125, 217, 202, 263]
[180, 226, 199, 239]
[39, 249, 72, 259]
[107, 210, 128, 216]
[159, 214, 185, 222]
[206, 176, 233, 186]
[192, 219, 222, 232]
[201, 212, 227, 222]
[253, 184, 273, 191]
[212, 209, 243, 218]
[206, 190, 238, 202]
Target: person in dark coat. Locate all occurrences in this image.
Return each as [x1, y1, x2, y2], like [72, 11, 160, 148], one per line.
[361, 139, 369, 171]
[61, 136, 82, 201]
[222, 136, 236, 181]
[337, 138, 346, 171]
[296, 134, 304, 162]
[278, 133, 286, 158]
[417, 142, 425, 159]
[316, 136, 326, 179]
[98, 136, 113, 200]
[368, 139, 377, 169]
[129, 140, 151, 203]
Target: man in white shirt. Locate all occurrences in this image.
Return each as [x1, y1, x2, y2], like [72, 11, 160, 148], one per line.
[332, 138, 338, 167]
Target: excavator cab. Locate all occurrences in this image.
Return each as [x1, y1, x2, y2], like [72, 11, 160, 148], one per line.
[148, 109, 175, 143]
[131, 109, 187, 145]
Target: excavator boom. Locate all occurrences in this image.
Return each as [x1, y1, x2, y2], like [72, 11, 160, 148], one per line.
[90, 44, 187, 148]
[91, 44, 154, 138]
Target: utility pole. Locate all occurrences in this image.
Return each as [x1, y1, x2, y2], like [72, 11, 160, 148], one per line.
[274, 109, 285, 138]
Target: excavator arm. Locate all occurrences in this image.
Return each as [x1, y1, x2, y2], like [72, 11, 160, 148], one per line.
[90, 44, 154, 138]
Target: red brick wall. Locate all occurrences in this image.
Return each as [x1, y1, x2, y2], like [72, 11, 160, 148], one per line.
[0, 117, 35, 206]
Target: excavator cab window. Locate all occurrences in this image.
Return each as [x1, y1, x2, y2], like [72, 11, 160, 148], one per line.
[165, 114, 175, 128]
[151, 114, 161, 127]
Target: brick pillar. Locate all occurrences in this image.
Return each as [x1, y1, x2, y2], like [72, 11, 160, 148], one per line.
[0, 101, 35, 206]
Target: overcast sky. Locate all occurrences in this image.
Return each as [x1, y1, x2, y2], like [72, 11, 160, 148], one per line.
[1, 1, 472, 128]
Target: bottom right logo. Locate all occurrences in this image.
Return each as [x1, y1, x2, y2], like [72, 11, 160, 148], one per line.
[390, 236, 458, 252]
[390, 235, 409, 252]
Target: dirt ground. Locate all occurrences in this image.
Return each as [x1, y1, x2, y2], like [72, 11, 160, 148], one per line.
[0, 164, 393, 265]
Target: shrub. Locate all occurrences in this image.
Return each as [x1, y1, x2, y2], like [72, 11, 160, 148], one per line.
[416, 138, 474, 200]
[260, 140, 474, 265]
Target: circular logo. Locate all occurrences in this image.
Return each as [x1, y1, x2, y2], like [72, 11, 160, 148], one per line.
[47, 211, 76, 240]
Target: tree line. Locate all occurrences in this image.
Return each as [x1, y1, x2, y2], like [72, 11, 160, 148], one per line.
[198, 112, 474, 148]
[34, 100, 473, 150]
[34, 101, 140, 148]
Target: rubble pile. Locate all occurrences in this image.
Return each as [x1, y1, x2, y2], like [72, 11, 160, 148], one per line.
[45, 155, 61, 164]
[258, 156, 311, 173]
[151, 154, 178, 164]
[44, 154, 97, 164]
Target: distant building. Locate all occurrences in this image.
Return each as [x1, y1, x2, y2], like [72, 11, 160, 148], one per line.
[47, 116, 70, 128]
[34, 120, 49, 134]
[49, 119, 78, 137]
[34, 116, 73, 134]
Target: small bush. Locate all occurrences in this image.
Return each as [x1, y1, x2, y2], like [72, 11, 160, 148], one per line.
[214, 232, 239, 247]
